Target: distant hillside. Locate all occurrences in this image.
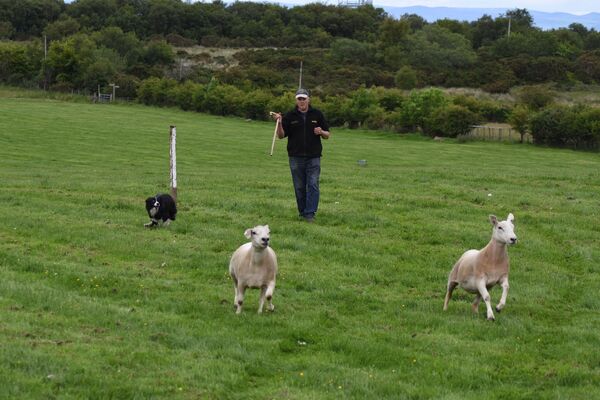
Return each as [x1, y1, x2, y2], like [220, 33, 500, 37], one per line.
[382, 6, 600, 30]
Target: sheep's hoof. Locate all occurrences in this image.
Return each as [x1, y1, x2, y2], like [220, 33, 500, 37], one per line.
[495, 306, 502, 313]
[487, 316, 496, 321]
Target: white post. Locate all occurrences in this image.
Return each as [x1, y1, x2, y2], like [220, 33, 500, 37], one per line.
[109, 83, 119, 102]
[170, 126, 177, 201]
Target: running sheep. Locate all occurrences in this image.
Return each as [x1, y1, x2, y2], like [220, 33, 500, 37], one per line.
[443, 213, 518, 321]
[229, 225, 278, 314]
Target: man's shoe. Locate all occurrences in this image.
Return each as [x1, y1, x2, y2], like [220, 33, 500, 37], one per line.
[304, 216, 315, 223]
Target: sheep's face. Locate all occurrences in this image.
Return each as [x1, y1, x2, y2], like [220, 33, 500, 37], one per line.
[244, 225, 270, 249]
[490, 213, 517, 245]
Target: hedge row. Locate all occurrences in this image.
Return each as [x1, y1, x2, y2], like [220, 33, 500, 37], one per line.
[136, 78, 502, 136]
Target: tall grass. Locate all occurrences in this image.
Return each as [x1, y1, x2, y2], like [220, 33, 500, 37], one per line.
[0, 91, 599, 399]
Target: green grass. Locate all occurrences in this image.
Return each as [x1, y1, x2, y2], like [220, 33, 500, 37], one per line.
[1, 89, 599, 399]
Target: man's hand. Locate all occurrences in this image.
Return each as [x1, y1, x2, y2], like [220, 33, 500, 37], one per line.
[269, 111, 282, 122]
[314, 127, 330, 139]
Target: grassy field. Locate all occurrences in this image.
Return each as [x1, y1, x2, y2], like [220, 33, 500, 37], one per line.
[1, 89, 599, 399]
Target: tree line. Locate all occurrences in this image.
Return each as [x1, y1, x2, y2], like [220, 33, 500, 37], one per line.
[1, 0, 599, 149]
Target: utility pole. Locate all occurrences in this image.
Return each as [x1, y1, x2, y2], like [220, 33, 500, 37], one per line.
[508, 17, 512, 38]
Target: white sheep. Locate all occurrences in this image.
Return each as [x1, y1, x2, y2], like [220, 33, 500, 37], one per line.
[229, 225, 278, 314]
[443, 213, 517, 321]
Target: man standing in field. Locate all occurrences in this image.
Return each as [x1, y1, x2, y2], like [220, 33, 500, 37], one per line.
[272, 88, 331, 223]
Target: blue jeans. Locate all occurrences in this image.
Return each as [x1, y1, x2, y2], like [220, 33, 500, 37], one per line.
[289, 156, 321, 218]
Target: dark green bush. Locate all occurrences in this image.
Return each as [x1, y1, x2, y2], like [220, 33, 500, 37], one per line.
[242, 89, 272, 120]
[452, 95, 510, 122]
[400, 88, 449, 131]
[395, 66, 418, 90]
[423, 104, 482, 137]
[514, 85, 555, 110]
[137, 77, 178, 106]
[507, 105, 530, 143]
[374, 87, 405, 112]
[342, 87, 381, 129]
[202, 83, 245, 117]
[173, 80, 201, 111]
[529, 105, 600, 149]
[318, 95, 348, 127]
[529, 105, 569, 146]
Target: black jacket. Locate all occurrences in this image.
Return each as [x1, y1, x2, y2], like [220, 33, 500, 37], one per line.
[282, 106, 329, 157]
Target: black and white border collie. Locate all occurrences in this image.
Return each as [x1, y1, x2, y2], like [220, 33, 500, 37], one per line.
[144, 193, 177, 227]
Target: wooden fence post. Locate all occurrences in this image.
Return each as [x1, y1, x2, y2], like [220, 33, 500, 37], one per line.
[170, 126, 177, 202]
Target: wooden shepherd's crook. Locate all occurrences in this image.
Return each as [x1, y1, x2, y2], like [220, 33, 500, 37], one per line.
[269, 112, 279, 156]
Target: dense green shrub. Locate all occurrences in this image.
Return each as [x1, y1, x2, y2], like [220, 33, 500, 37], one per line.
[242, 89, 272, 120]
[137, 77, 178, 106]
[0, 41, 42, 85]
[165, 33, 196, 47]
[476, 61, 517, 93]
[374, 87, 405, 112]
[395, 66, 418, 90]
[452, 95, 510, 122]
[423, 104, 482, 137]
[400, 88, 449, 131]
[575, 50, 600, 83]
[514, 85, 555, 110]
[202, 83, 245, 117]
[330, 38, 374, 65]
[318, 95, 348, 127]
[363, 107, 387, 130]
[529, 105, 600, 149]
[342, 87, 381, 129]
[529, 105, 569, 146]
[172, 80, 201, 111]
[507, 105, 530, 143]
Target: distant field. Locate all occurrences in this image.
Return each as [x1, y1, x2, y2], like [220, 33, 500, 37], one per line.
[1, 90, 599, 399]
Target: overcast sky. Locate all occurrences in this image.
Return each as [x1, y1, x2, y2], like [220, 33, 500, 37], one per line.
[256, 1, 600, 14]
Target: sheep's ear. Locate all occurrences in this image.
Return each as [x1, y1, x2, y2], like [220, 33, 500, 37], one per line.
[244, 229, 252, 239]
[489, 215, 498, 225]
[264, 224, 269, 230]
[507, 213, 515, 224]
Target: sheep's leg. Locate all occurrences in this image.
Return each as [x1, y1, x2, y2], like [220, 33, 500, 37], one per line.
[496, 277, 509, 312]
[233, 284, 237, 311]
[231, 275, 239, 311]
[476, 280, 495, 321]
[471, 294, 482, 314]
[235, 284, 246, 314]
[443, 281, 458, 310]
[258, 286, 267, 314]
[265, 281, 275, 312]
